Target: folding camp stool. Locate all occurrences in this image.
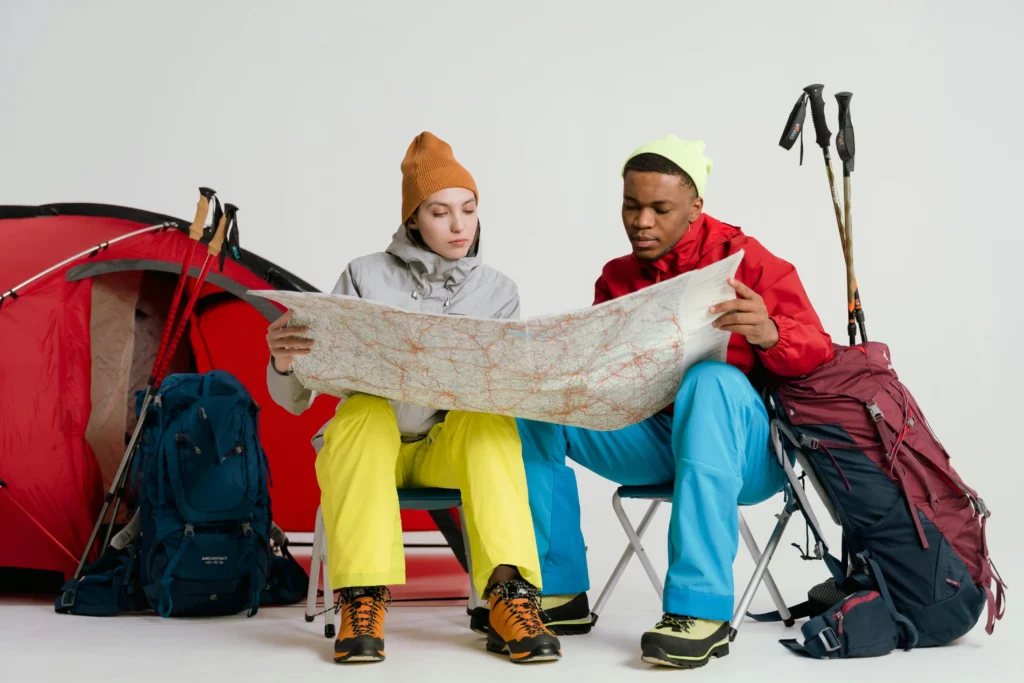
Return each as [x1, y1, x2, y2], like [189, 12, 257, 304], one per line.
[304, 487, 481, 637]
[591, 484, 797, 640]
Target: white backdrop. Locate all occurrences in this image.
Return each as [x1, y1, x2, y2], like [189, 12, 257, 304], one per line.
[2, 0, 1021, 607]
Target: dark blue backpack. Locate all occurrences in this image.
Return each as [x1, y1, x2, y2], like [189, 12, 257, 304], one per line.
[752, 343, 1004, 653]
[134, 370, 273, 618]
[55, 370, 312, 618]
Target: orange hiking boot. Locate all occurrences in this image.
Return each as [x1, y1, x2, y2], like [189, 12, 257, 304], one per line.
[486, 579, 562, 663]
[334, 586, 390, 663]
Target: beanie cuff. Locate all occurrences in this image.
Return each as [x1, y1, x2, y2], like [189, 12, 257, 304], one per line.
[402, 167, 478, 223]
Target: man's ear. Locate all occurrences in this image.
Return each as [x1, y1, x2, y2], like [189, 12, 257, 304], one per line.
[689, 196, 704, 223]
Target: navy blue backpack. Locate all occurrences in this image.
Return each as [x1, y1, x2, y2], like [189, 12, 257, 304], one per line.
[135, 370, 272, 617]
[57, 370, 278, 618]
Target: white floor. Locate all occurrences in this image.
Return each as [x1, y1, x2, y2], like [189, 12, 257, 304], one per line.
[3, 547, 1021, 683]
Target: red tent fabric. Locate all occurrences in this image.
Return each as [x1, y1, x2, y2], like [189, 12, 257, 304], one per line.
[0, 203, 434, 579]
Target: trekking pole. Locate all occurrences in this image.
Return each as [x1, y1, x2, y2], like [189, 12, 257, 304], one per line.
[152, 187, 217, 370]
[801, 84, 855, 345]
[76, 188, 217, 577]
[835, 92, 867, 343]
[100, 200, 236, 551]
[152, 202, 231, 385]
[97, 189, 221, 551]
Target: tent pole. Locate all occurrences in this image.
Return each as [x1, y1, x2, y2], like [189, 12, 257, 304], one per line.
[0, 224, 173, 309]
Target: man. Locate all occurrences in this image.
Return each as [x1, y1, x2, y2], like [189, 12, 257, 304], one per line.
[503, 135, 834, 668]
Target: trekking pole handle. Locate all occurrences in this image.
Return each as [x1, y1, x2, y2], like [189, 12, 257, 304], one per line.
[803, 84, 832, 150]
[835, 91, 856, 173]
[207, 207, 229, 256]
[778, 92, 808, 151]
[188, 187, 216, 241]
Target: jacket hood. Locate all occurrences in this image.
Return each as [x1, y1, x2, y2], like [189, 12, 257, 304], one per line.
[385, 223, 483, 299]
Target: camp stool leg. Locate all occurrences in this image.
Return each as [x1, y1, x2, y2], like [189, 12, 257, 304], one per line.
[304, 505, 324, 625]
[321, 517, 336, 639]
[729, 500, 795, 640]
[459, 505, 484, 611]
[593, 493, 663, 622]
[736, 509, 793, 627]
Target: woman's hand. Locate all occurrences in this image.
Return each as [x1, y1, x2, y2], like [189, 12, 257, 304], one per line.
[266, 311, 313, 373]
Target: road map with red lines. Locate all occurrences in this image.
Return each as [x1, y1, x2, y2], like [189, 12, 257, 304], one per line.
[252, 251, 742, 430]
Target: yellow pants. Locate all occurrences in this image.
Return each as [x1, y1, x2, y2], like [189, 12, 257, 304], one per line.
[315, 394, 542, 599]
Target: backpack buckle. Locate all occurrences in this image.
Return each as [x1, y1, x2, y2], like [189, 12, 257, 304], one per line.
[818, 626, 841, 653]
[973, 497, 991, 519]
[866, 402, 884, 423]
[241, 522, 253, 537]
[59, 587, 77, 608]
[184, 524, 195, 538]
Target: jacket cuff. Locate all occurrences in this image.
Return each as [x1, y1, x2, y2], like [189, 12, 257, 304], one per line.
[757, 315, 792, 362]
[270, 356, 293, 376]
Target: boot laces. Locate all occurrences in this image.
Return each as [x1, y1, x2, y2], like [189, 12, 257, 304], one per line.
[337, 586, 391, 636]
[656, 613, 695, 633]
[493, 579, 545, 636]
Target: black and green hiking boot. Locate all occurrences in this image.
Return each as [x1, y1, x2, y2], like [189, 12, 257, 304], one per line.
[640, 614, 730, 669]
[470, 592, 594, 636]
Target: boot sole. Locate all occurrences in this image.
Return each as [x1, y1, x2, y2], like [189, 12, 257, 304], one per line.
[641, 642, 729, 669]
[335, 635, 385, 663]
[334, 654, 385, 663]
[486, 633, 562, 663]
[546, 618, 593, 636]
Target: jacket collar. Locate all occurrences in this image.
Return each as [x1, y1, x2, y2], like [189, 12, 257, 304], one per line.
[636, 213, 708, 282]
[385, 224, 482, 299]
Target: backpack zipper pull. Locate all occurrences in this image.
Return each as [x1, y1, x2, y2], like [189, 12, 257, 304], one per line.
[835, 610, 844, 635]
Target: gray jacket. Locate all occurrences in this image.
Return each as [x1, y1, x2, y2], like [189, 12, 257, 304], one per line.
[266, 225, 520, 451]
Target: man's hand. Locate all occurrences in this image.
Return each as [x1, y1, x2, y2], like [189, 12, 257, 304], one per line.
[266, 311, 313, 373]
[710, 278, 779, 350]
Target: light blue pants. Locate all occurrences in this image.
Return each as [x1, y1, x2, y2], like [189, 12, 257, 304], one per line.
[517, 361, 786, 621]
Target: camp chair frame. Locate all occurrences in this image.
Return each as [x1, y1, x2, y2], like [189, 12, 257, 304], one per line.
[590, 484, 798, 640]
[304, 488, 480, 638]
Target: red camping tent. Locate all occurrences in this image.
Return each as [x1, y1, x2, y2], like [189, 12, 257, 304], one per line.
[0, 203, 438, 580]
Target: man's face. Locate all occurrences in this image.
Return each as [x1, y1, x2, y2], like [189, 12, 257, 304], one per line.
[621, 171, 703, 260]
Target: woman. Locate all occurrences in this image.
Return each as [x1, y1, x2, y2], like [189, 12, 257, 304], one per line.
[265, 132, 560, 665]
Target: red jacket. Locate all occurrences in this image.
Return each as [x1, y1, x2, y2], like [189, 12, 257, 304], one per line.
[595, 213, 834, 381]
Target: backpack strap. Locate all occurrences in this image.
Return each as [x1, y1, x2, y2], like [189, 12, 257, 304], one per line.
[984, 521, 1007, 635]
[771, 420, 845, 582]
[239, 522, 261, 618]
[157, 524, 194, 618]
[749, 599, 831, 623]
[861, 551, 918, 650]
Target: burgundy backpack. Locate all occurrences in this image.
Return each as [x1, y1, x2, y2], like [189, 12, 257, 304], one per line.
[761, 341, 1006, 648]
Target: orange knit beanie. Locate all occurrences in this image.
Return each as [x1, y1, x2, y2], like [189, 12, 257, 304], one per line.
[401, 132, 478, 224]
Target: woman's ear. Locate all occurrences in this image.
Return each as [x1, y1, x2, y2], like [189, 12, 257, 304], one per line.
[406, 209, 418, 230]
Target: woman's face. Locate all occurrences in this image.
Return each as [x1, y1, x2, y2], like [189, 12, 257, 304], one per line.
[408, 187, 479, 259]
